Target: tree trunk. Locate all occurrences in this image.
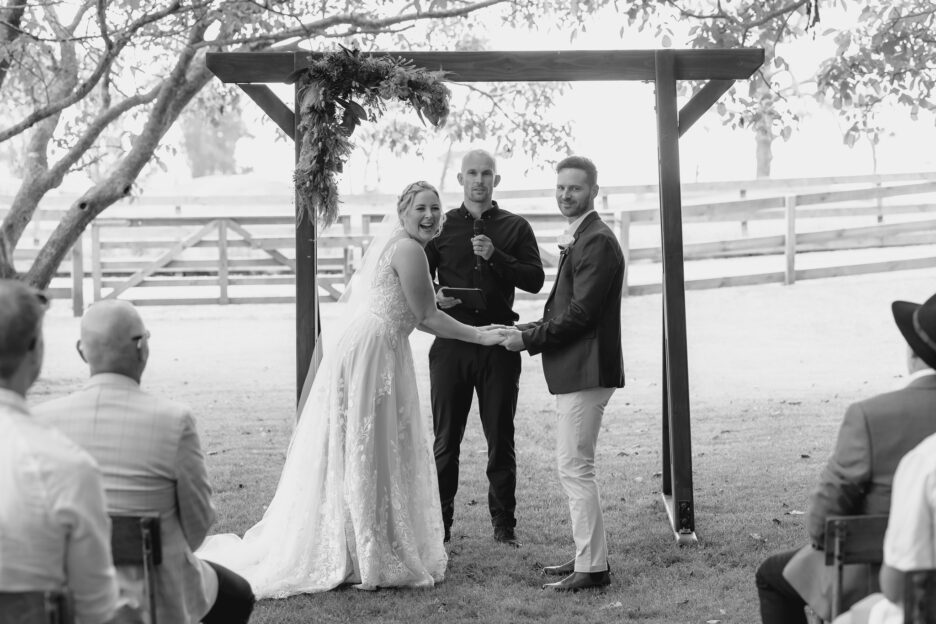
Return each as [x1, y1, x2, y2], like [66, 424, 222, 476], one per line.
[755, 125, 772, 179]
[27, 58, 215, 288]
[438, 138, 454, 194]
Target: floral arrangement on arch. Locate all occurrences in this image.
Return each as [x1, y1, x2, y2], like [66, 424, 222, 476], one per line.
[287, 46, 451, 228]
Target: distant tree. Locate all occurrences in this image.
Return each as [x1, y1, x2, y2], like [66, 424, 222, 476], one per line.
[624, 0, 824, 178]
[0, 0, 611, 286]
[625, 0, 936, 177]
[181, 85, 250, 178]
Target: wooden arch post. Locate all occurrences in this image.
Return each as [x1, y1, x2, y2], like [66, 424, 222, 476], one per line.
[205, 48, 764, 543]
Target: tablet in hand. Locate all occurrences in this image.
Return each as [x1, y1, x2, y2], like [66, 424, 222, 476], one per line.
[440, 287, 487, 310]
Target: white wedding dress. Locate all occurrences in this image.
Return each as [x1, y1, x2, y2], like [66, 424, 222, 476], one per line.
[198, 235, 447, 597]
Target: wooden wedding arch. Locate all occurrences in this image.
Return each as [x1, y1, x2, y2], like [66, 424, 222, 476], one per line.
[205, 48, 764, 543]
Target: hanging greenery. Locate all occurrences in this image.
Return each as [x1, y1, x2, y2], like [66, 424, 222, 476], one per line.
[287, 46, 451, 228]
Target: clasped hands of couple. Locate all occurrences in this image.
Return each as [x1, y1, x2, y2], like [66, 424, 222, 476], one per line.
[476, 324, 525, 351]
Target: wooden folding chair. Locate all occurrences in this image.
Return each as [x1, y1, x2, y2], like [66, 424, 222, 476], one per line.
[109, 514, 162, 624]
[0, 590, 71, 624]
[823, 514, 889, 621]
[904, 568, 936, 624]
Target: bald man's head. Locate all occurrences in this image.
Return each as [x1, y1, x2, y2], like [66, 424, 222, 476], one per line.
[458, 149, 500, 207]
[79, 300, 148, 381]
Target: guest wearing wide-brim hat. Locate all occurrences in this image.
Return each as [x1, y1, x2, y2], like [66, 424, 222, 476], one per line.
[754, 293, 936, 624]
[892, 293, 936, 371]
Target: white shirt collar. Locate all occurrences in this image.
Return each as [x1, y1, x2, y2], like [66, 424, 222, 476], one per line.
[908, 368, 936, 384]
[0, 387, 29, 415]
[85, 372, 140, 388]
[564, 210, 593, 237]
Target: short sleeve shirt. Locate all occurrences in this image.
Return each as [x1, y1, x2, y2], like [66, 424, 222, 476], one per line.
[868, 431, 936, 624]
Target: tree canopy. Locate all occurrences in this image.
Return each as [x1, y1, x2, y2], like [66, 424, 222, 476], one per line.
[0, 0, 608, 286]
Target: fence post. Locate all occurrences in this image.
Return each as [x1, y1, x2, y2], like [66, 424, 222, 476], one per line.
[218, 219, 229, 305]
[784, 195, 796, 285]
[875, 180, 883, 224]
[91, 223, 102, 301]
[739, 188, 749, 236]
[71, 232, 84, 316]
[616, 209, 631, 296]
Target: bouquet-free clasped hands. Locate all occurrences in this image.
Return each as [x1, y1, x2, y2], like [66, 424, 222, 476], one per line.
[478, 325, 526, 352]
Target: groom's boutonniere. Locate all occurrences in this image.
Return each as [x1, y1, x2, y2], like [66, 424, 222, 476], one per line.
[557, 233, 574, 254]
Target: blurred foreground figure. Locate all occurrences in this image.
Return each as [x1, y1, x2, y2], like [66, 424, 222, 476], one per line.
[36, 299, 254, 624]
[755, 293, 936, 624]
[0, 280, 123, 624]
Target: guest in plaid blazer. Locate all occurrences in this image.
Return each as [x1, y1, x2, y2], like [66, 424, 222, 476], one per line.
[36, 300, 254, 624]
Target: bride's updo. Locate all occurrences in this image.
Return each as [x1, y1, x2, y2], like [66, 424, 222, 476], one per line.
[397, 180, 440, 215]
[397, 180, 444, 236]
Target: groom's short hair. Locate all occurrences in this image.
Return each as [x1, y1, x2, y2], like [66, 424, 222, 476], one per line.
[557, 156, 598, 187]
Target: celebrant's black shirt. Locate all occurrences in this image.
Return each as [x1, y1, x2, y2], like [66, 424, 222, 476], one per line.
[426, 201, 544, 326]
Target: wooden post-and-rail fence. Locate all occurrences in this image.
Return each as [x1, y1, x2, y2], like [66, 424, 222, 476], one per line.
[6, 174, 936, 315]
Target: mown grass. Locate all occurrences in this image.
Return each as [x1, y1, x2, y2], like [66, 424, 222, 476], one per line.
[199, 270, 933, 624]
[32, 269, 933, 624]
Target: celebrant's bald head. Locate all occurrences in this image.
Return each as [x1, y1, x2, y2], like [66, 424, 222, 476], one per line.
[78, 300, 149, 382]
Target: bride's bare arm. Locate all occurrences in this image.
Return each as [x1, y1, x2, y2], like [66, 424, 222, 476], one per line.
[392, 239, 500, 345]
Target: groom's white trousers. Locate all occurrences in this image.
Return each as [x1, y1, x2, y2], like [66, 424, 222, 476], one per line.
[555, 386, 616, 574]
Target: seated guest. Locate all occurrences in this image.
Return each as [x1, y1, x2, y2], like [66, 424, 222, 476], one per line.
[0, 280, 121, 624]
[36, 300, 255, 624]
[755, 293, 936, 624]
[832, 430, 936, 624]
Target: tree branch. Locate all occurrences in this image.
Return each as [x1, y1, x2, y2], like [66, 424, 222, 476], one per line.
[0, 0, 185, 144]
[96, 0, 112, 50]
[0, 0, 28, 93]
[47, 85, 162, 188]
[201, 0, 508, 48]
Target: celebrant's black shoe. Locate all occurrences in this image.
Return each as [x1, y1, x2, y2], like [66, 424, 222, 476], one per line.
[542, 558, 576, 576]
[493, 526, 521, 547]
[542, 570, 611, 592]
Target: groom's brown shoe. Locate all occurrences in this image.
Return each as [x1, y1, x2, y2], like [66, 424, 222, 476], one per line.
[542, 558, 575, 576]
[542, 569, 611, 592]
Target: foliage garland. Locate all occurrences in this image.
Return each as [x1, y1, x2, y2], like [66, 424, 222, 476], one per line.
[288, 46, 451, 228]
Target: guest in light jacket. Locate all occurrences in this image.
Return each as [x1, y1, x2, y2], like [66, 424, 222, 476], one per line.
[36, 300, 254, 624]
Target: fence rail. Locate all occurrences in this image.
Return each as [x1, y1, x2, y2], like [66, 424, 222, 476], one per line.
[5, 171, 936, 314]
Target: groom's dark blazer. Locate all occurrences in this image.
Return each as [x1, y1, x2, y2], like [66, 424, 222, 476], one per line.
[520, 210, 626, 394]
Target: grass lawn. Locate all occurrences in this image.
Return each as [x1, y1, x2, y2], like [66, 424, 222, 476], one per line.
[32, 268, 935, 624]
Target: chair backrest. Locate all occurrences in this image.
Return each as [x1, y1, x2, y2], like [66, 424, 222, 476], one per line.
[823, 514, 889, 620]
[109, 514, 161, 624]
[904, 568, 936, 624]
[0, 591, 71, 624]
[109, 515, 162, 566]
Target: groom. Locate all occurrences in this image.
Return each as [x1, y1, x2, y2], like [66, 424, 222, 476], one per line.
[501, 155, 625, 591]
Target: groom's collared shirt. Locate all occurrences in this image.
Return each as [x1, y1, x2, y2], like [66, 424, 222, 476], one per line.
[426, 201, 544, 326]
[0, 388, 118, 624]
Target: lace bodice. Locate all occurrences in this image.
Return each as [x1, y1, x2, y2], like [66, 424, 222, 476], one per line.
[360, 237, 419, 335]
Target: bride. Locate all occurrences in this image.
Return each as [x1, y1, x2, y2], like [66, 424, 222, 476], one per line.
[198, 181, 504, 597]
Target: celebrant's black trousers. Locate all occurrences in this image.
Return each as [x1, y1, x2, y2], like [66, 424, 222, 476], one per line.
[430, 338, 521, 531]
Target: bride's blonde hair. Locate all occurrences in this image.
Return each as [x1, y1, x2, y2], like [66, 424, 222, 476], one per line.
[397, 181, 444, 236]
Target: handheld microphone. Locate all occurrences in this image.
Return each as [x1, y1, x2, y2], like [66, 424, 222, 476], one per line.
[472, 219, 484, 271]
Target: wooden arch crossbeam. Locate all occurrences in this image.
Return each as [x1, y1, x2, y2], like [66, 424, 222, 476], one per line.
[205, 48, 765, 544]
